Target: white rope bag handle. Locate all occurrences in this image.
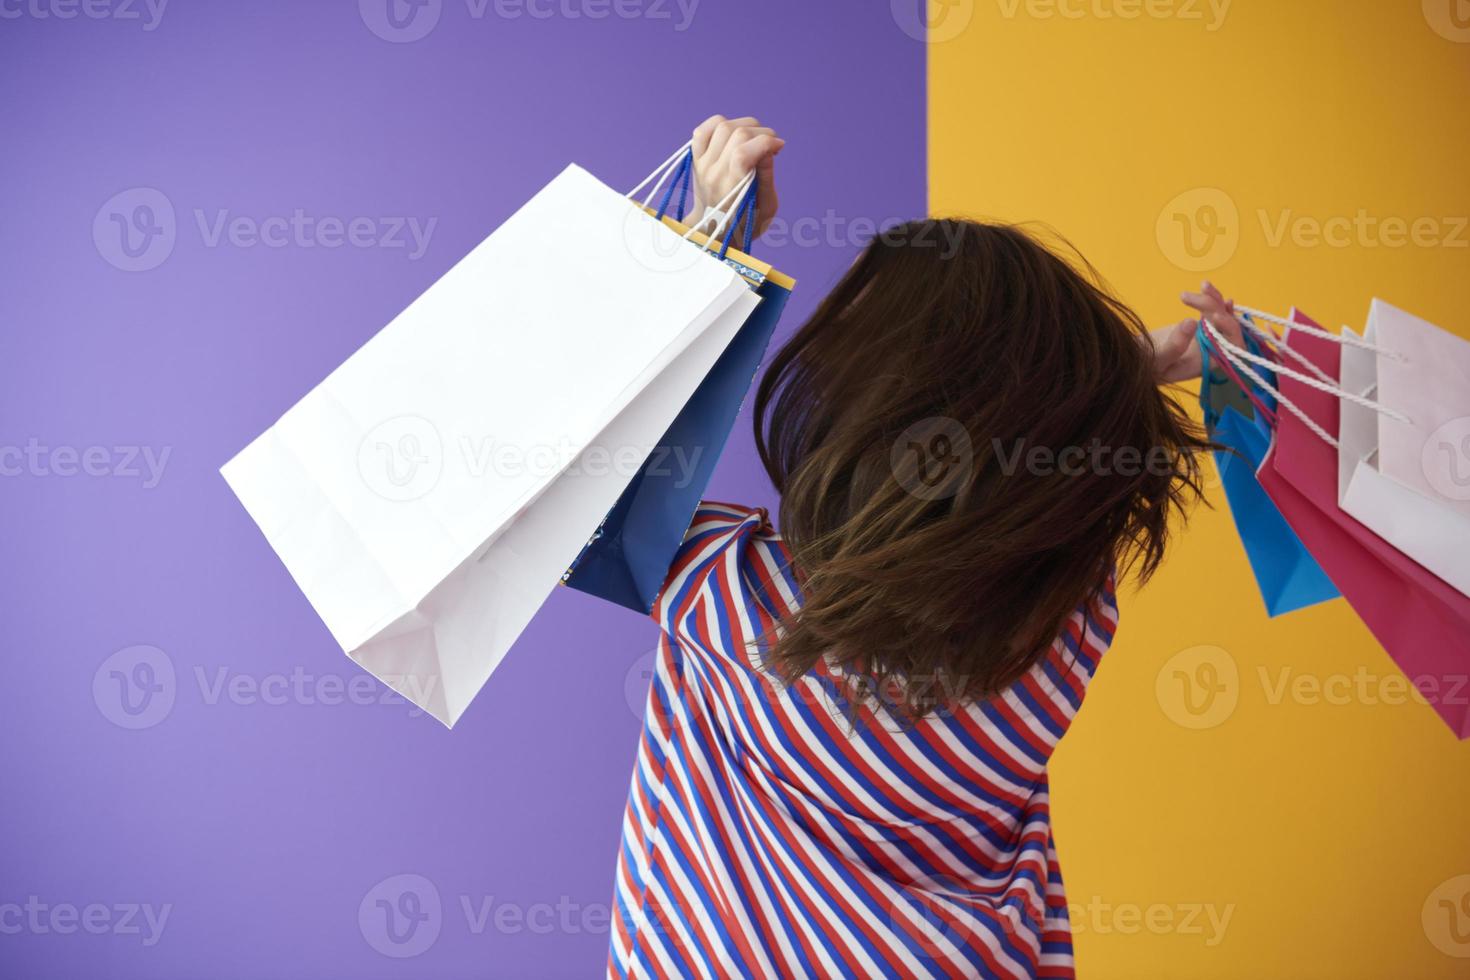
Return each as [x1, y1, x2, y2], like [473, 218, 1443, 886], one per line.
[681, 170, 756, 250]
[1201, 310, 1412, 451]
[627, 141, 693, 209]
[624, 142, 756, 255]
[1234, 305, 1407, 360]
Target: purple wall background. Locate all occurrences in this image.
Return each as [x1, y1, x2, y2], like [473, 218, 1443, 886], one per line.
[0, 1, 925, 976]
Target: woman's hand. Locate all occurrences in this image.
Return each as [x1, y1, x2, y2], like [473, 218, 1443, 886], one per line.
[1150, 281, 1246, 384]
[689, 114, 784, 241]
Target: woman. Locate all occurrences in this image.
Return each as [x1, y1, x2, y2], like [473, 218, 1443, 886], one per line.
[607, 115, 1243, 980]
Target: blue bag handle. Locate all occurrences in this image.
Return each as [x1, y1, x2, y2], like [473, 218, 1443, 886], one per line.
[654, 151, 693, 222]
[716, 174, 759, 260]
[655, 149, 760, 261]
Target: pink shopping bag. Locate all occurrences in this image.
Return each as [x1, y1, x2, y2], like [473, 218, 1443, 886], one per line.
[1257, 311, 1470, 738]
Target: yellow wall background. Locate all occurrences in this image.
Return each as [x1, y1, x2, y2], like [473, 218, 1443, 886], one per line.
[929, 1, 1470, 976]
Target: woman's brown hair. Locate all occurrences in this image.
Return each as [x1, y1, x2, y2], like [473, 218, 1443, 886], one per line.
[753, 219, 1211, 718]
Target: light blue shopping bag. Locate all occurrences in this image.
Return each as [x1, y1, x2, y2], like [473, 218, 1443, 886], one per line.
[1199, 323, 1340, 616]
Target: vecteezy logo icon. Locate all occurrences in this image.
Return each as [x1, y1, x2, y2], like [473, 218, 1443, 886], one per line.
[359, 0, 442, 42]
[890, 417, 974, 501]
[1424, 0, 1470, 42]
[358, 416, 444, 502]
[891, 0, 975, 43]
[359, 873, 442, 958]
[1423, 875, 1470, 958]
[890, 890, 978, 965]
[621, 201, 703, 275]
[1156, 188, 1239, 273]
[93, 645, 176, 729]
[624, 647, 661, 720]
[93, 188, 176, 272]
[1156, 645, 1239, 730]
[1423, 417, 1470, 502]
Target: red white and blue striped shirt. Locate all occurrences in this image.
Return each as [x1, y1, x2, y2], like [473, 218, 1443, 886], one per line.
[609, 503, 1118, 979]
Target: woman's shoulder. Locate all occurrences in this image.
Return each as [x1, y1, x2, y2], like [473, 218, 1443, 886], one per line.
[1086, 571, 1121, 638]
[672, 500, 782, 578]
[1045, 572, 1121, 681]
[688, 500, 773, 534]
[651, 500, 791, 621]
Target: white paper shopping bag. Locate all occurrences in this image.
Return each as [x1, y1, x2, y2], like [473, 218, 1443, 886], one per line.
[1371, 300, 1470, 518]
[1338, 299, 1470, 596]
[222, 159, 760, 726]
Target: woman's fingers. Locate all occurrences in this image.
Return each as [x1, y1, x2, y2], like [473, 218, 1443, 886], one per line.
[743, 136, 784, 236]
[1155, 317, 1197, 361]
[691, 114, 726, 158]
[732, 132, 782, 171]
[689, 114, 783, 238]
[700, 116, 761, 167]
[1147, 317, 1199, 382]
[730, 127, 777, 151]
[1181, 282, 1244, 349]
[1179, 289, 1219, 315]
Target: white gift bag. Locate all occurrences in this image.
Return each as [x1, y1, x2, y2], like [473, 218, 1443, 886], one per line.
[222, 153, 763, 727]
[1338, 299, 1470, 596]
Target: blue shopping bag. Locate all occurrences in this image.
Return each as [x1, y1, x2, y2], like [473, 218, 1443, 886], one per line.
[1199, 322, 1339, 616]
[564, 158, 791, 613]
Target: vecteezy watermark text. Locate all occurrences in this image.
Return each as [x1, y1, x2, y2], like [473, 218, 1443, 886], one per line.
[1259, 209, 1470, 250]
[1156, 644, 1470, 731]
[93, 188, 437, 272]
[891, 0, 1230, 43]
[359, 873, 617, 958]
[193, 210, 436, 259]
[93, 645, 438, 729]
[1158, 187, 1470, 273]
[358, 0, 700, 43]
[759, 214, 968, 257]
[993, 437, 1178, 478]
[357, 415, 707, 503]
[0, 897, 171, 946]
[1064, 896, 1234, 946]
[0, 0, 167, 30]
[0, 440, 170, 488]
[994, 0, 1230, 31]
